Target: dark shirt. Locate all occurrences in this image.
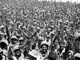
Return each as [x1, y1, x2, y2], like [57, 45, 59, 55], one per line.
[48, 50, 58, 60]
[28, 54, 36, 60]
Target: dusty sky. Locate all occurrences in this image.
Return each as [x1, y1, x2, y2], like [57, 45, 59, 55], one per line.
[39, 0, 80, 3]
[56, 0, 79, 2]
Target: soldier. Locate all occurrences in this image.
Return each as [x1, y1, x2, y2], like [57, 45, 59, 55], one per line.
[19, 37, 24, 46]
[11, 46, 24, 60]
[8, 36, 19, 60]
[38, 41, 50, 60]
[10, 36, 18, 46]
[74, 36, 80, 60]
[57, 40, 66, 60]
[0, 37, 8, 60]
[48, 37, 59, 60]
[29, 40, 50, 60]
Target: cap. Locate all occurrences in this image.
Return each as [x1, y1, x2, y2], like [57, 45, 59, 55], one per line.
[74, 53, 80, 58]
[19, 37, 23, 40]
[59, 40, 66, 46]
[0, 25, 4, 29]
[11, 36, 17, 39]
[41, 41, 49, 47]
[0, 38, 8, 45]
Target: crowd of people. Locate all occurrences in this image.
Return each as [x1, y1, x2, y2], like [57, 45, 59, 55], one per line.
[0, 0, 80, 60]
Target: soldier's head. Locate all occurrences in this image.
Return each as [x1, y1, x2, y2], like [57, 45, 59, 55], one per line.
[14, 49, 21, 58]
[0, 38, 8, 50]
[53, 37, 59, 46]
[59, 40, 65, 49]
[40, 41, 49, 53]
[75, 36, 80, 41]
[0, 34, 2, 41]
[0, 25, 5, 34]
[0, 52, 3, 60]
[75, 57, 80, 60]
[74, 53, 80, 60]
[11, 36, 18, 45]
[75, 36, 80, 53]
[19, 37, 24, 45]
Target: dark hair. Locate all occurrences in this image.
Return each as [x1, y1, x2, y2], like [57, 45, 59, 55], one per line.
[74, 36, 80, 53]
[0, 54, 3, 60]
[16, 36, 20, 39]
[0, 42, 7, 49]
[0, 34, 2, 41]
[14, 49, 21, 53]
[75, 57, 80, 60]
[75, 36, 80, 41]
[23, 48, 29, 57]
[11, 38, 17, 41]
[53, 36, 59, 42]
[32, 43, 36, 49]
[11, 38, 18, 44]
[40, 44, 48, 49]
[0, 52, 3, 60]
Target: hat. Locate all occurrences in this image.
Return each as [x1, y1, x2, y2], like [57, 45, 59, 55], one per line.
[0, 38, 8, 45]
[0, 38, 8, 49]
[74, 53, 80, 58]
[41, 41, 49, 48]
[59, 40, 66, 46]
[19, 37, 23, 40]
[11, 36, 17, 39]
[41, 41, 49, 45]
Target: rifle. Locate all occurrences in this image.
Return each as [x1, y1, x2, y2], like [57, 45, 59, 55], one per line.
[2, 11, 10, 43]
[18, 28, 39, 50]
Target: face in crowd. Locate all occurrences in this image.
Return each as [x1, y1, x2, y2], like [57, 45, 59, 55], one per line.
[11, 36, 18, 45]
[11, 38, 18, 45]
[41, 44, 48, 54]
[59, 41, 65, 49]
[14, 49, 21, 59]
[19, 37, 24, 46]
[54, 39, 58, 46]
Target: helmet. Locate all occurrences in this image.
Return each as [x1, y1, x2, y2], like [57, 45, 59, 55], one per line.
[19, 37, 23, 41]
[0, 25, 6, 34]
[19, 37, 24, 45]
[11, 36, 18, 41]
[0, 38, 8, 45]
[11, 36, 18, 45]
[59, 40, 66, 47]
[41, 41, 49, 48]
[0, 39, 8, 49]
[74, 53, 80, 58]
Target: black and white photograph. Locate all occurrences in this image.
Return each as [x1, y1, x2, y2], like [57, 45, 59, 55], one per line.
[0, 0, 80, 60]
